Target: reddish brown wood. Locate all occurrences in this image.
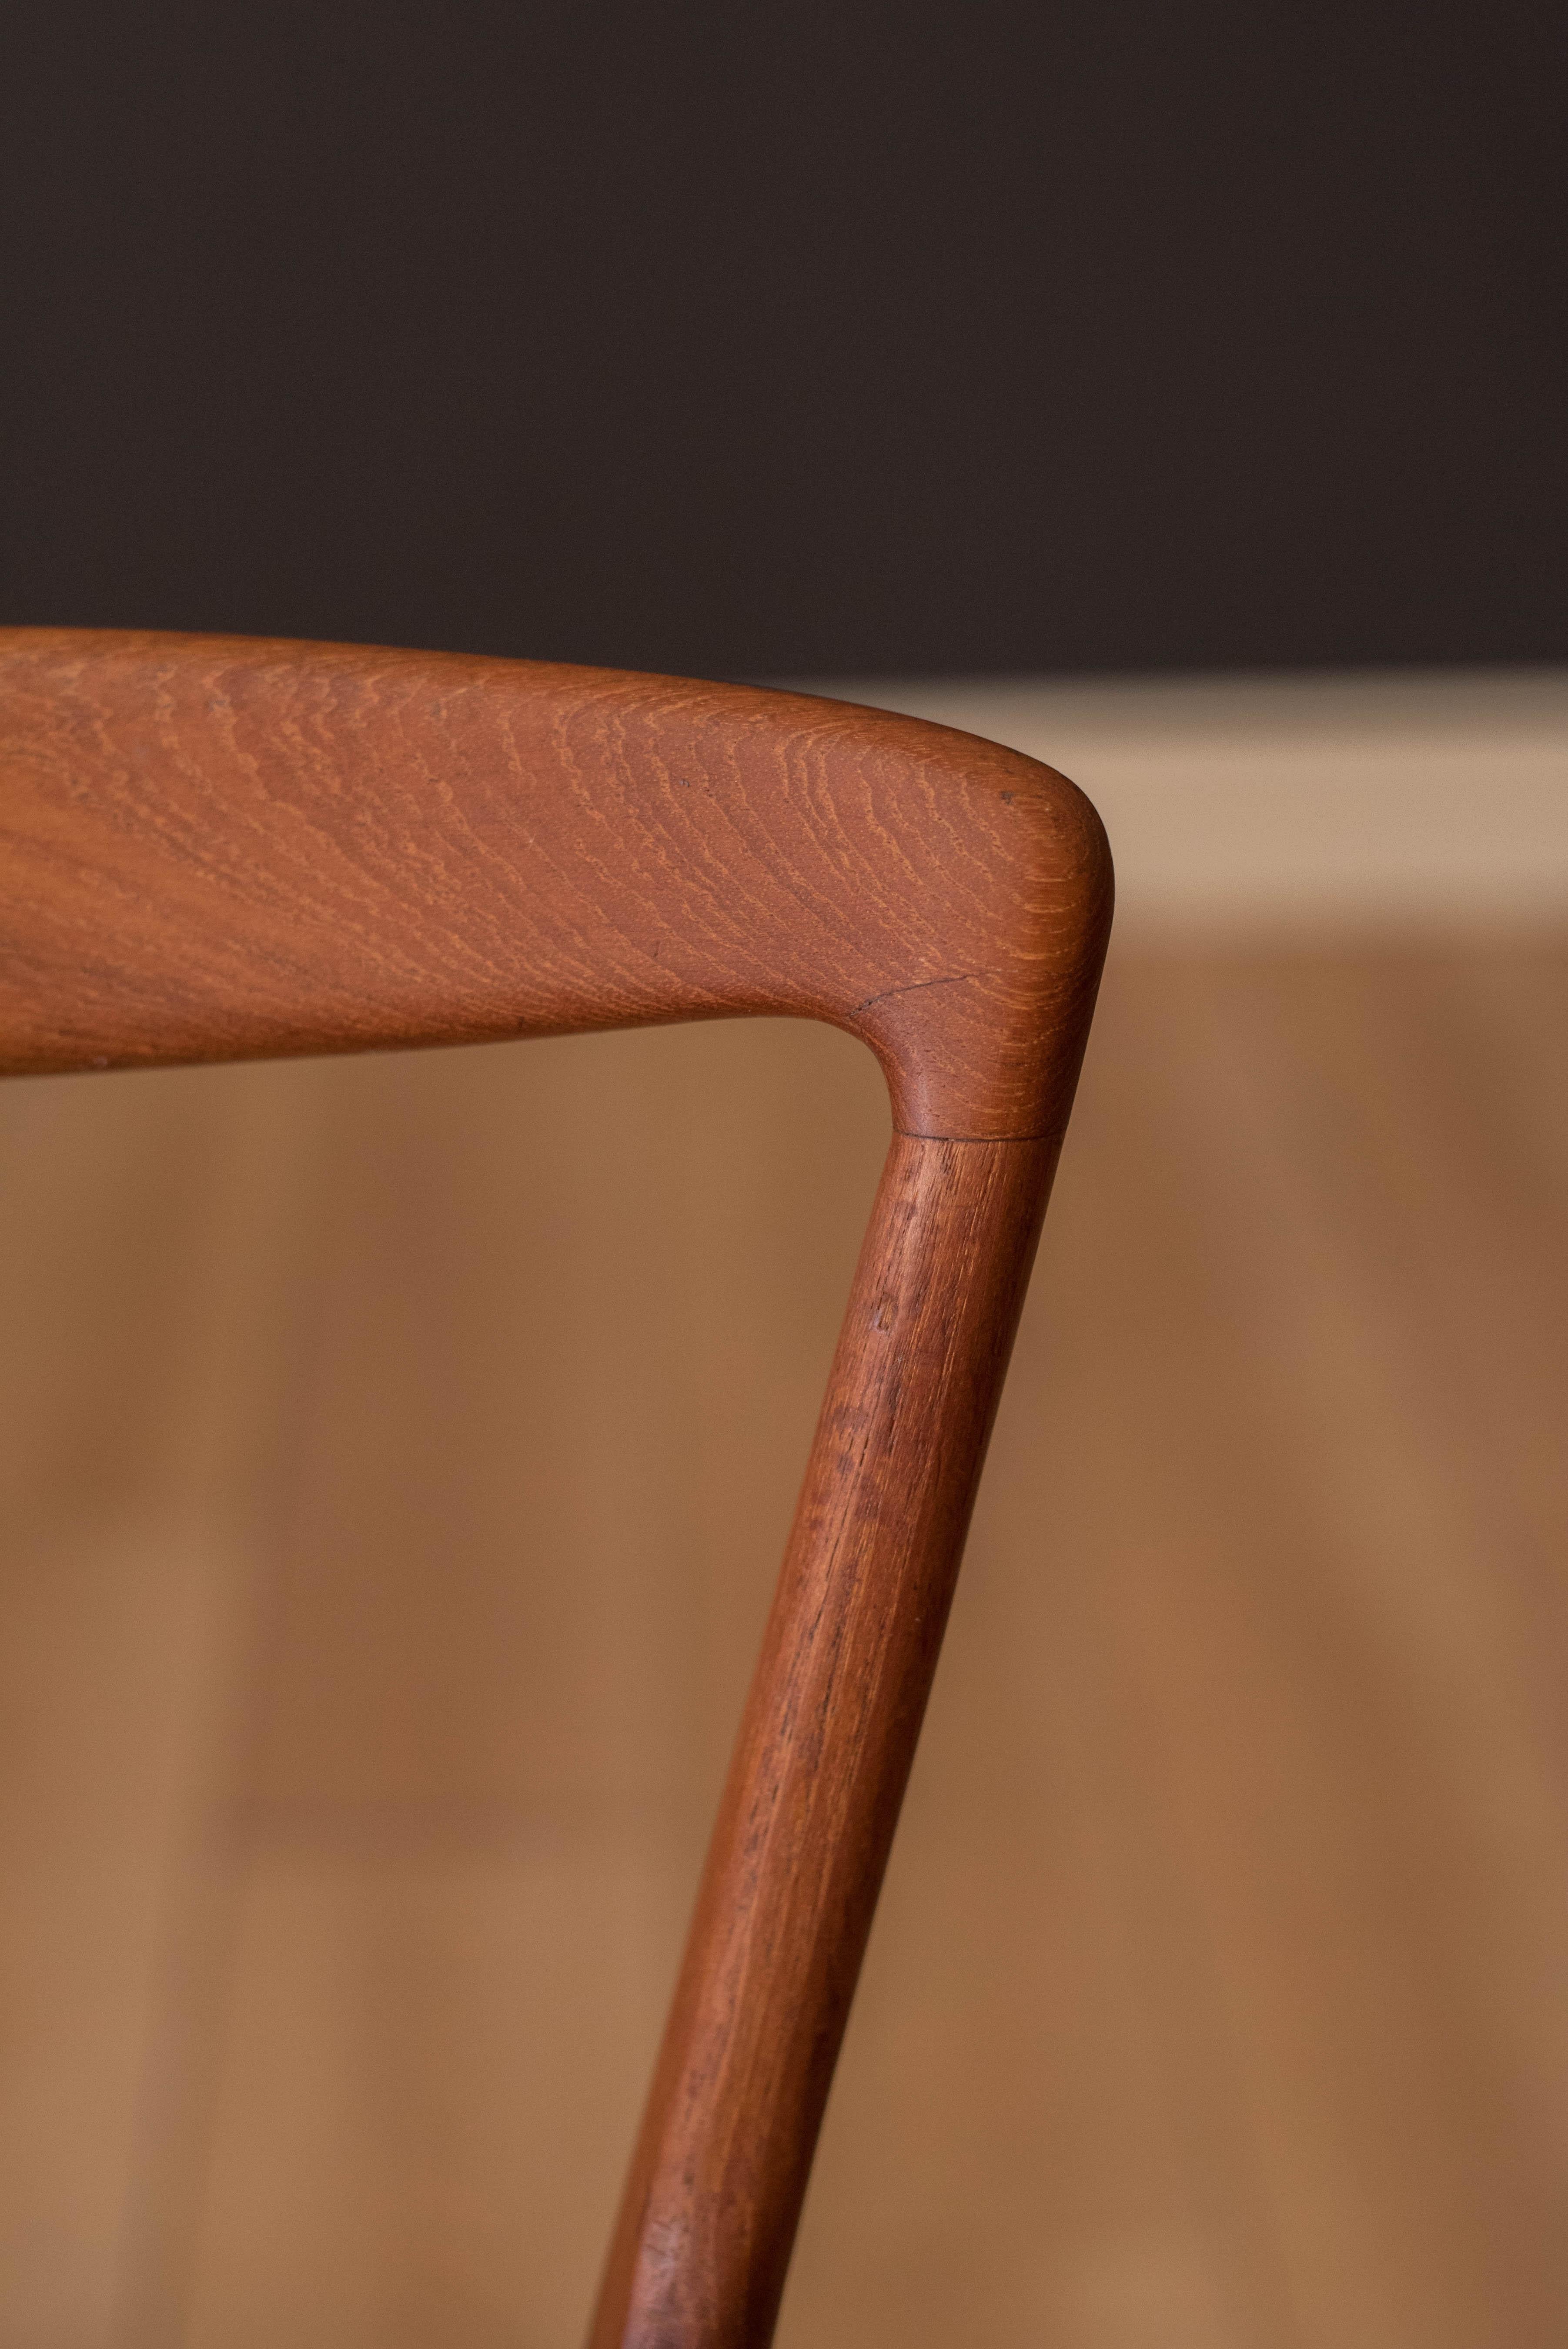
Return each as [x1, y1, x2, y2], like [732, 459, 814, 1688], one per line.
[0, 629, 1107, 1139]
[588, 1131, 1060, 2347]
[0, 629, 1112, 2345]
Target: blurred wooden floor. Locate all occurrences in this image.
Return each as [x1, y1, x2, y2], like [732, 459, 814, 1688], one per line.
[3, 936, 1567, 2349]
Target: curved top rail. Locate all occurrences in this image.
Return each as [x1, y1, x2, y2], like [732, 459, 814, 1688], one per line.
[0, 630, 1111, 1138]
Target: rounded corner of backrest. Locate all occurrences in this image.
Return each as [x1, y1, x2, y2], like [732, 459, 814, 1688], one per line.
[818, 706, 1114, 1142]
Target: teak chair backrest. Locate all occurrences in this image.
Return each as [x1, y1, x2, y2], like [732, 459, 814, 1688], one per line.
[0, 629, 1112, 2349]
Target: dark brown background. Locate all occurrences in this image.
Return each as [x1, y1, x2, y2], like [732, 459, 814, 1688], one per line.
[4, 0, 1565, 679]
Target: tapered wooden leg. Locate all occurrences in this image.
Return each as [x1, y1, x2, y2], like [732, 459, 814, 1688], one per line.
[588, 1130, 1060, 2349]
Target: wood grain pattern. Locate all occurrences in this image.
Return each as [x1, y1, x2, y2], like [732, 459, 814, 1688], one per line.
[0, 630, 1109, 1141]
[0, 629, 1112, 2347]
[590, 1134, 1058, 2347]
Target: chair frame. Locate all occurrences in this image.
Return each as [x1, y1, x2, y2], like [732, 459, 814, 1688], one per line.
[0, 629, 1112, 2347]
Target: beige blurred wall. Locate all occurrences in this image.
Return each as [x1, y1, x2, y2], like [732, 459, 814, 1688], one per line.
[835, 667, 1568, 930]
[3, 673, 1566, 2349]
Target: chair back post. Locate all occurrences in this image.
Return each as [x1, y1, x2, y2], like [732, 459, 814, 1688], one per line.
[591, 1129, 1061, 2348]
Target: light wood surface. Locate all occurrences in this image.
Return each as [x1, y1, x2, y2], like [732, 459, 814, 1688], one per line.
[3, 936, 1565, 2347]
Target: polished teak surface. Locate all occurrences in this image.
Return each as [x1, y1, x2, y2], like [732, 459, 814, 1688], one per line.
[0, 630, 1111, 2347]
[0, 632, 1107, 1141]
